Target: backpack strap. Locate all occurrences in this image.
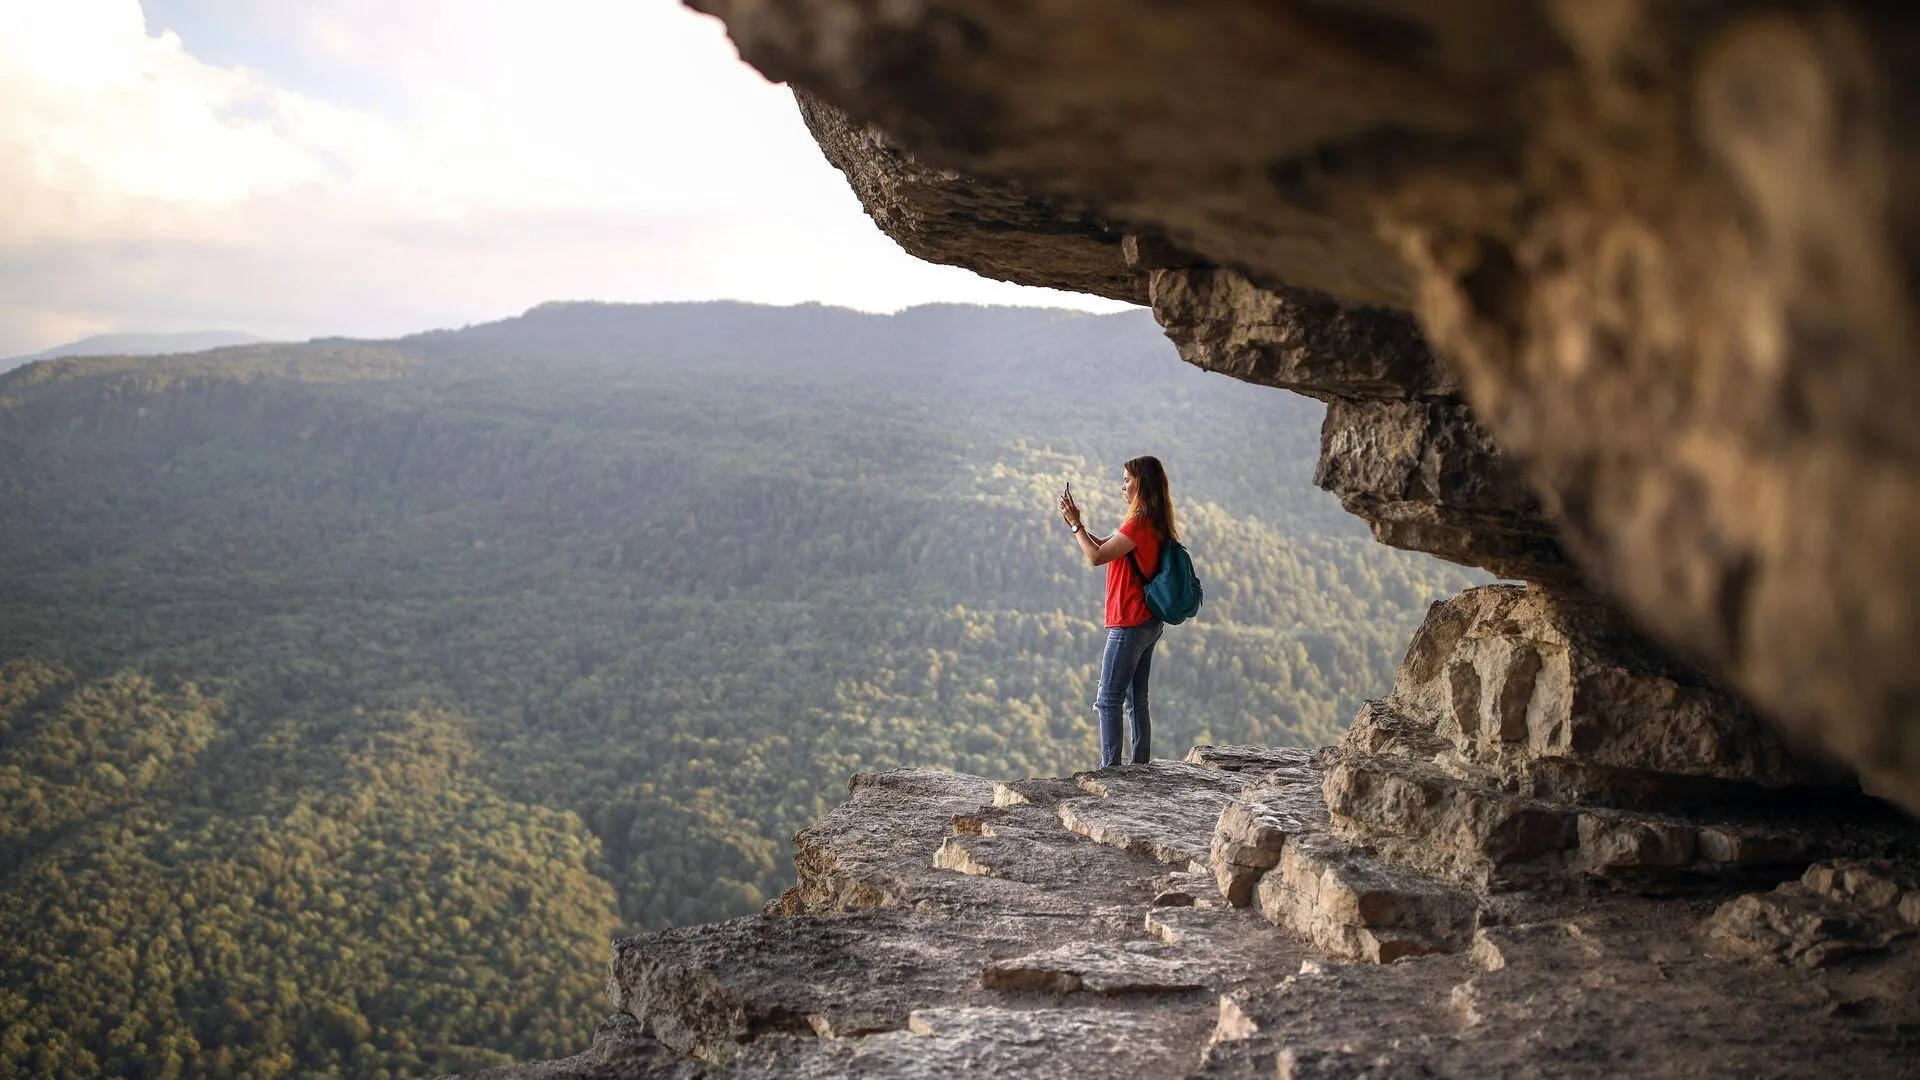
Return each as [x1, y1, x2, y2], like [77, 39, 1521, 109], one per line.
[1125, 523, 1157, 584]
[1128, 546, 1153, 584]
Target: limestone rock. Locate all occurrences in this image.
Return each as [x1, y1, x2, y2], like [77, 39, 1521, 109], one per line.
[1148, 260, 1562, 580]
[1150, 265, 1569, 581]
[1573, 811, 1698, 873]
[1186, 744, 1317, 776]
[1201, 894, 1920, 1079]
[1277, 1048, 1439, 1080]
[1151, 269, 1449, 403]
[1800, 860, 1920, 914]
[1217, 782, 1330, 855]
[683, 0, 1512, 308]
[1210, 802, 1293, 871]
[793, 1005, 1209, 1079]
[990, 775, 1084, 808]
[1151, 868, 1228, 910]
[1704, 877, 1919, 969]
[1390, 585, 1845, 795]
[1341, 700, 1453, 760]
[1316, 398, 1569, 581]
[1322, 752, 1574, 885]
[1469, 922, 1603, 974]
[1256, 833, 1480, 963]
[932, 824, 1159, 895]
[1211, 861, 1268, 910]
[776, 769, 999, 914]
[795, 92, 1146, 306]
[690, 0, 1920, 812]
[455, 1013, 705, 1079]
[1694, 824, 1820, 868]
[1208, 781, 1333, 907]
[1198, 749, 1331, 909]
[1060, 791, 1234, 868]
[1074, 761, 1248, 799]
[1059, 763, 1247, 866]
[477, 749, 1920, 1079]
[1319, 590, 1899, 894]
[979, 941, 1206, 994]
[607, 912, 922, 1057]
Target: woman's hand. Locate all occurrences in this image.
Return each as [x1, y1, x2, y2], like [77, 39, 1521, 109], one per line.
[1057, 489, 1081, 528]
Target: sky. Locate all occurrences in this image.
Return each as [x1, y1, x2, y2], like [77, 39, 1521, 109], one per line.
[0, 0, 1131, 356]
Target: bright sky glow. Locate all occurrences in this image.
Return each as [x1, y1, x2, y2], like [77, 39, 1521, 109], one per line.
[0, 0, 1131, 355]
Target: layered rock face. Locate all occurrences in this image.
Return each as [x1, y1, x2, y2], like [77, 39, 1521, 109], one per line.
[1149, 265, 1572, 583]
[465, 755, 1920, 1079]
[686, 0, 1920, 812]
[1306, 584, 1910, 898]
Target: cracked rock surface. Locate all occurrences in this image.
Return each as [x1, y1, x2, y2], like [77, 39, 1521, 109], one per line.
[463, 759, 1920, 1079]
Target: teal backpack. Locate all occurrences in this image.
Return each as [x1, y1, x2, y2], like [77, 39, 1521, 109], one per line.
[1129, 537, 1204, 625]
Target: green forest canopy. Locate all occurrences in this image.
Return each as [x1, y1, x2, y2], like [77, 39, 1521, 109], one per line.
[0, 301, 1485, 1078]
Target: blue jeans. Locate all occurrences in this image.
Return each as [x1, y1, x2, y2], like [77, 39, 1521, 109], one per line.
[1096, 620, 1164, 767]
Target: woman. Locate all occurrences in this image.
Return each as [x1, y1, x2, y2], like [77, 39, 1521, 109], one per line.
[1057, 455, 1178, 768]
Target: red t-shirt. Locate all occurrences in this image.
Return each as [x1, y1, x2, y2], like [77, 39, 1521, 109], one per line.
[1105, 516, 1162, 627]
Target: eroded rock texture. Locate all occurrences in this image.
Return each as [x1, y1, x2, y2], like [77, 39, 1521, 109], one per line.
[794, 92, 1145, 306]
[686, 0, 1920, 811]
[461, 759, 1920, 1079]
[1307, 586, 1913, 897]
[1153, 266, 1573, 583]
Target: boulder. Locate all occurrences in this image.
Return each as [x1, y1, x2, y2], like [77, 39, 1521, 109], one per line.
[1255, 833, 1481, 963]
[1389, 585, 1848, 800]
[1704, 861, 1920, 968]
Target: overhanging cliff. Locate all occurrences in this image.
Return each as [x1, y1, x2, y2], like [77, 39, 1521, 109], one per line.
[691, 0, 1920, 814]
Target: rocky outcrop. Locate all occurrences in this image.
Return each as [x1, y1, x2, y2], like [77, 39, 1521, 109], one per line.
[794, 93, 1145, 306]
[1152, 265, 1573, 583]
[687, 0, 1920, 812]
[1180, 585, 1915, 986]
[1385, 585, 1847, 800]
[1312, 585, 1910, 891]
[1705, 859, 1920, 969]
[463, 753, 1920, 1078]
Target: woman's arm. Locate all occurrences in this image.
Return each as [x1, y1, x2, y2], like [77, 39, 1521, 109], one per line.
[1075, 525, 1135, 567]
[1060, 493, 1137, 567]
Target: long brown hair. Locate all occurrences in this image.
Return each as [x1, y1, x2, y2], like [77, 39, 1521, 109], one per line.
[1125, 455, 1178, 543]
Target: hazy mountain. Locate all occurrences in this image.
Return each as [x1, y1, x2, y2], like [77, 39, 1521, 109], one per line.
[1, 329, 267, 372]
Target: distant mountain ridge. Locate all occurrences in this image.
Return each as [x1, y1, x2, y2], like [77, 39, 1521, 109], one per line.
[2, 329, 267, 372]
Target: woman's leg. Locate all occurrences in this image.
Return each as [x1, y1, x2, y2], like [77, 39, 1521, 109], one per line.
[1095, 625, 1152, 768]
[1095, 628, 1128, 767]
[1124, 621, 1163, 764]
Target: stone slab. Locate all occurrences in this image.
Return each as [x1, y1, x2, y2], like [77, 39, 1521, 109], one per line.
[1060, 786, 1238, 866]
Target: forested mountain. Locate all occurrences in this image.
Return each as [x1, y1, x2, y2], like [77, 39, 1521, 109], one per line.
[0, 301, 1484, 1078]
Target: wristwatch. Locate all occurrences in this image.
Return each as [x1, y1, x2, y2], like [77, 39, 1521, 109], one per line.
[1070, 521, 1084, 534]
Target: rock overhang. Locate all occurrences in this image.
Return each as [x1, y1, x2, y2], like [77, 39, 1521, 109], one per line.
[688, 0, 1920, 814]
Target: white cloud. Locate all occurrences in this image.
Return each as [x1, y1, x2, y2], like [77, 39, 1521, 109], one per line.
[0, 0, 1129, 355]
